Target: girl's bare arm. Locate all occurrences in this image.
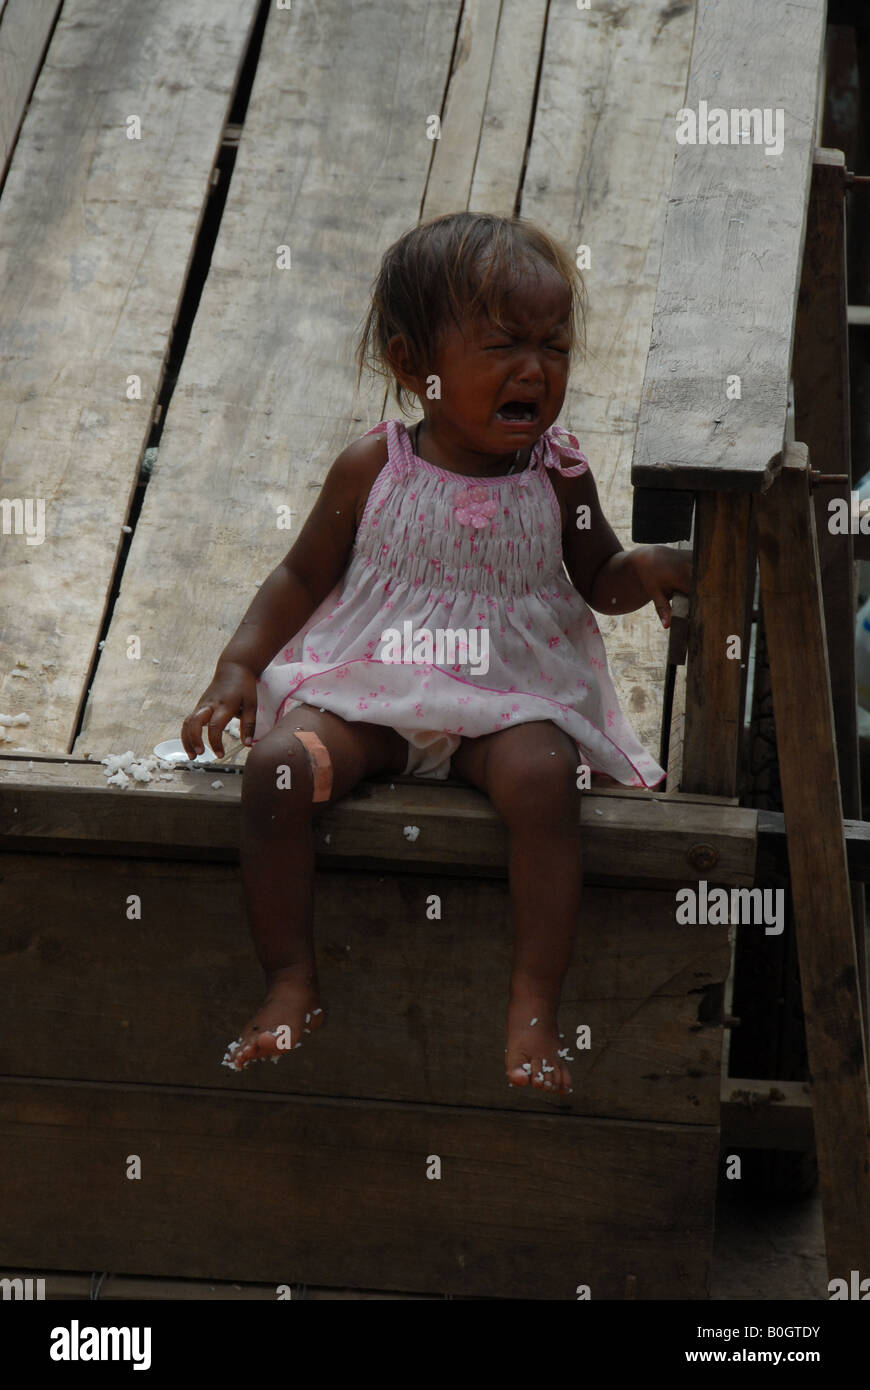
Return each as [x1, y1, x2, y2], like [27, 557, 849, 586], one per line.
[219, 435, 381, 675]
[181, 437, 381, 757]
[558, 465, 692, 627]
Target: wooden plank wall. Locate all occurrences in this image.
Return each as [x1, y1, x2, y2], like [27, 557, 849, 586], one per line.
[521, 1, 695, 751]
[67, 0, 693, 763]
[0, 0, 259, 756]
[0, 1077, 718, 1299]
[0, 852, 732, 1126]
[0, 819, 732, 1297]
[76, 0, 459, 758]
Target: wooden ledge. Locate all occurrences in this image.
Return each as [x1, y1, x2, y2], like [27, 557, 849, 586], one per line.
[0, 754, 756, 883]
[720, 1078, 814, 1151]
[757, 808, 870, 883]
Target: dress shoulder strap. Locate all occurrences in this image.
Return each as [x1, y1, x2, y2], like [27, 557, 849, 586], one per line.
[540, 424, 590, 477]
[360, 418, 415, 479]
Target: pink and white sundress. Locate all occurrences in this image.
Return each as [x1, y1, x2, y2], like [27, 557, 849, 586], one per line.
[252, 418, 666, 789]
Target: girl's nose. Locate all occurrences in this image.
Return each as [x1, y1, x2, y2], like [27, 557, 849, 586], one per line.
[511, 350, 547, 382]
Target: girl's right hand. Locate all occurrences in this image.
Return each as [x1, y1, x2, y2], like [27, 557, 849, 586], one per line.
[181, 661, 259, 760]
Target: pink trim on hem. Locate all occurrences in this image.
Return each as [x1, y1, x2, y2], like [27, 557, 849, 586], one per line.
[279, 655, 662, 789]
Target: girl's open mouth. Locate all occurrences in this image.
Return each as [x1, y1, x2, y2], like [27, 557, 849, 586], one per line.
[495, 400, 540, 424]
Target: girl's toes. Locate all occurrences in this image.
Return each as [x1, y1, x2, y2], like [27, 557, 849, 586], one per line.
[541, 1058, 559, 1091]
[234, 1029, 271, 1068]
[223, 1037, 251, 1069]
[507, 1060, 532, 1086]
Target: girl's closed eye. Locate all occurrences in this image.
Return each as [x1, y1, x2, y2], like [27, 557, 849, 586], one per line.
[482, 339, 569, 354]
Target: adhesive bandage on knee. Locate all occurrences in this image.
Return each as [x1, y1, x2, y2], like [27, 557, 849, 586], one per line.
[293, 730, 333, 802]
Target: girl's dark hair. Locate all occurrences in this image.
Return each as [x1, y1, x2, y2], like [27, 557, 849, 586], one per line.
[355, 212, 587, 414]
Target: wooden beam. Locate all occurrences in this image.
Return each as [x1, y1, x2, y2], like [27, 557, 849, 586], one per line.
[757, 810, 870, 884]
[0, 757, 758, 885]
[793, 147, 867, 1026]
[756, 442, 870, 1282]
[681, 493, 753, 796]
[631, 0, 827, 513]
[794, 151, 860, 812]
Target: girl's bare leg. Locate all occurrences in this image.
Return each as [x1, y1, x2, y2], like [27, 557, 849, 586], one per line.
[226, 709, 408, 1070]
[452, 721, 584, 1096]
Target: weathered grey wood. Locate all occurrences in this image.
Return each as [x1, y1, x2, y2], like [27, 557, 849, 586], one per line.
[0, 758, 758, 883]
[0, 1078, 719, 1298]
[422, 0, 549, 221]
[467, 0, 548, 214]
[519, 0, 695, 758]
[70, 0, 690, 764]
[756, 442, 870, 1282]
[77, 0, 459, 759]
[0, 852, 730, 1124]
[422, 0, 505, 218]
[631, 0, 828, 510]
[0, 0, 259, 755]
[682, 493, 753, 796]
[0, 0, 60, 180]
[417, 0, 689, 756]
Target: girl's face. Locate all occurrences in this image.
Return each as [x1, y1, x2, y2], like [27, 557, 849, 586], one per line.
[411, 262, 573, 469]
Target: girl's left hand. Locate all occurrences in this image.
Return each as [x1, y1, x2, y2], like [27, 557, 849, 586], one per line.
[632, 545, 693, 630]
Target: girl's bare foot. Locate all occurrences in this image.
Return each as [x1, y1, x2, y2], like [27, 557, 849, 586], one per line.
[222, 964, 326, 1072]
[505, 991, 573, 1095]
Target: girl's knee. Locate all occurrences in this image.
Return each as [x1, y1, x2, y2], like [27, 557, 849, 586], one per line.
[487, 726, 582, 823]
[242, 730, 316, 811]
